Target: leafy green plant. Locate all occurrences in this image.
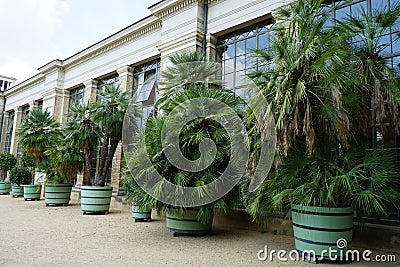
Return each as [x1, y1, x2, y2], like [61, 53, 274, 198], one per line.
[9, 166, 31, 186]
[242, 0, 400, 222]
[65, 84, 135, 186]
[242, 146, 400, 222]
[20, 153, 35, 184]
[20, 153, 35, 169]
[16, 108, 60, 165]
[44, 130, 84, 184]
[123, 51, 244, 223]
[0, 153, 16, 182]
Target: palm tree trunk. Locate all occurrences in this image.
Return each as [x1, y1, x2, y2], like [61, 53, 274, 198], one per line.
[84, 146, 95, 185]
[95, 134, 110, 186]
[102, 138, 119, 181]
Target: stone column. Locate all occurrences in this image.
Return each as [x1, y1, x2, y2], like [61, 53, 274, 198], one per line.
[108, 66, 134, 195]
[0, 112, 10, 152]
[10, 107, 23, 156]
[117, 66, 134, 92]
[205, 33, 217, 62]
[83, 79, 98, 103]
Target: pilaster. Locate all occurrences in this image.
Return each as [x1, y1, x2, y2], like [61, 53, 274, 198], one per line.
[10, 107, 23, 156]
[83, 79, 98, 103]
[0, 113, 9, 152]
[117, 66, 134, 93]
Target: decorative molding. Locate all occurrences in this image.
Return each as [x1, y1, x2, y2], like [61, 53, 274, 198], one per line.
[150, 0, 198, 20]
[38, 59, 63, 74]
[207, 0, 225, 6]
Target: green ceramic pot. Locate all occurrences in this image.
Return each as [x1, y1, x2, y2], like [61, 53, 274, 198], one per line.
[291, 205, 353, 261]
[166, 208, 212, 237]
[45, 184, 73, 206]
[0, 182, 11, 195]
[12, 185, 24, 197]
[132, 203, 151, 222]
[23, 184, 42, 201]
[81, 186, 113, 215]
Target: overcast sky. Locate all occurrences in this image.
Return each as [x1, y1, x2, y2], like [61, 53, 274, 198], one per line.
[0, 0, 156, 84]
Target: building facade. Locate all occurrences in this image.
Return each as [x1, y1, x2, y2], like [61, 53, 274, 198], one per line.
[1, 0, 400, 198]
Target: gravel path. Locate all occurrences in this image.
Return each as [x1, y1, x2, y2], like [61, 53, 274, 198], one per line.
[0, 195, 398, 267]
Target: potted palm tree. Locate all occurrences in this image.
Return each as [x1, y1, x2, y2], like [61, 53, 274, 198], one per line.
[65, 83, 131, 214]
[10, 153, 34, 197]
[17, 108, 60, 201]
[0, 153, 16, 195]
[42, 130, 84, 206]
[122, 164, 152, 222]
[9, 166, 32, 198]
[123, 51, 244, 236]
[242, 0, 400, 261]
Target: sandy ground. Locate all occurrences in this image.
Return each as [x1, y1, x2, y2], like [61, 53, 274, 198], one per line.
[0, 194, 399, 267]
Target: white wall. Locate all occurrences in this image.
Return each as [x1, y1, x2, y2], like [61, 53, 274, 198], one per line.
[5, 80, 45, 111]
[208, 0, 282, 35]
[63, 29, 162, 89]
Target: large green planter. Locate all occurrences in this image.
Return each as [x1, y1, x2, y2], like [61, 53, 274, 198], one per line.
[132, 203, 151, 222]
[0, 182, 11, 195]
[166, 208, 213, 237]
[81, 186, 113, 215]
[23, 184, 42, 201]
[45, 184, 73, 206]
[12, 185, 24, 197]
[291, 205, 353, 261]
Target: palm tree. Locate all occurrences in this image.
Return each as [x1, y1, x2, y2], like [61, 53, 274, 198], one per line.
[124, 51, 245, 225]
[250, 0, 356, 156]
[17, 108, 60, 165]
[336, 2, 400, 139]
[242, 0, 400, 219]
[64, 104, 101, 185]
[65, 83, 134, 186]
[45, 129, 84, 183]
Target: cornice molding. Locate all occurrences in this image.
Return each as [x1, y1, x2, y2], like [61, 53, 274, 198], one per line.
[150, 0, 198, 20]
[38, 59, 63, 74]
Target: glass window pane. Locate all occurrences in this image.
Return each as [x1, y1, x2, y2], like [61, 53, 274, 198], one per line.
[392, 55, 400, 76]
[224, 72, 234, 89]
[390, 0, 400, 8]
[246, 36, 257, 53]
[236, 55, 246, 71]
[224, 58, 235, 73]
[136, 79, 155, 102]
[236, 40, 246, 56]
[351, 1, 367, 17]
[335, 6, 350, 21]
[379, 34, 392, 55]
[246, 55, 256, 70]
[392, 33, 400, 54]
[372, 0, 387, 10]
[224, 44, 235, 59]
[258, 33, 268, 49]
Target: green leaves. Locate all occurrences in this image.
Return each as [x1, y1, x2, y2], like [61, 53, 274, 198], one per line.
[17, 108, 60, 165]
